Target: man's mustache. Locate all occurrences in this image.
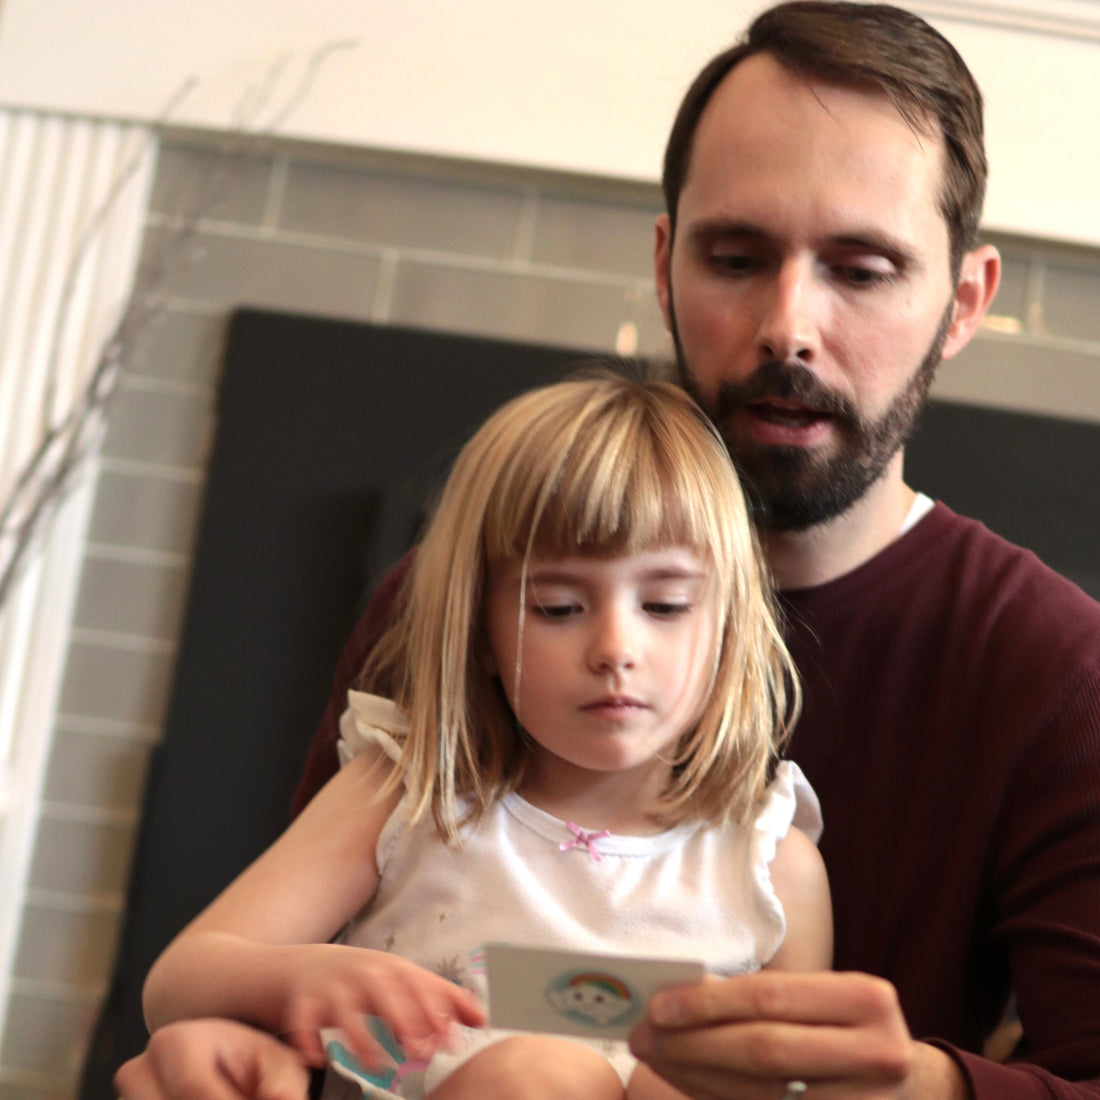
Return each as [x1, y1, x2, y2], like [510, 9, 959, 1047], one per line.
[712, 360, 857, 423]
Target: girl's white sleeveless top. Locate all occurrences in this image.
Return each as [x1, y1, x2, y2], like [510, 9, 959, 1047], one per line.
[337, 691, 822, 987]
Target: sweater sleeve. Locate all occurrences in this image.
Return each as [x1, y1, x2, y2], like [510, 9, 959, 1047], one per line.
[289, 551, 415, 819]
[948, 671, 1100, 1100]
[944, 1046, 1100, 1099]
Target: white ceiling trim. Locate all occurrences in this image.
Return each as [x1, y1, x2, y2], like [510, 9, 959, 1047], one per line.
[911, 0, 1100, 43]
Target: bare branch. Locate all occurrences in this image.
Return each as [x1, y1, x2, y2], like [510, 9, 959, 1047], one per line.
[0, 39, 358, 612]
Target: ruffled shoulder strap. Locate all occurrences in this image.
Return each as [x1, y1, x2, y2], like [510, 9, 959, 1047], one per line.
[337, 691, 408, 768]
[747, 760, 823, 966]
[336, 692, 413, 873]
[755, 759, 823, 846]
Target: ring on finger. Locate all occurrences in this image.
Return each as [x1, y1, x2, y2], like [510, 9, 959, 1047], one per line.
[782, 1082, 807, 1100]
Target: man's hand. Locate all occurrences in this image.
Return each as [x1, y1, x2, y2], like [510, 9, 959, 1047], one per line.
[114, 1019, 309, 1100]
[628, 971, 969, 1099]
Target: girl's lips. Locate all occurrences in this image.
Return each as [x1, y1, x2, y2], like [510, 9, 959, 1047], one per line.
[582, 696, 647, 716]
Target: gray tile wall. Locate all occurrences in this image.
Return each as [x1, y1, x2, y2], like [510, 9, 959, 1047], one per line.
[934, 234, 1100, 421]
[3, 130, 1099, 1100]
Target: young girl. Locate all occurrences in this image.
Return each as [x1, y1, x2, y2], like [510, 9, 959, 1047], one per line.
[143, 373, 831, 1100]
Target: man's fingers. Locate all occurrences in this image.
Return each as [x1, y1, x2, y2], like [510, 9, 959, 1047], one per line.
[114, 1053, 167, 1100]
[640, 1060, 900, 1100]
[136, 1035, 249, 1100]
[114, 1022, 308, 1100]
[633, 1018, 912, 1083]
[632, 973, 913, 1095]
[232, 1034, 310, 1100]
[649, 971, 905, 1030]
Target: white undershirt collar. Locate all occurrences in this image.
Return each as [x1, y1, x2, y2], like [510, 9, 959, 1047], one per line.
[901, 492, 935, 535]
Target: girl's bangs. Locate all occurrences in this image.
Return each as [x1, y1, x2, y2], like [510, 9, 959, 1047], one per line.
[485, 409, 719, 563]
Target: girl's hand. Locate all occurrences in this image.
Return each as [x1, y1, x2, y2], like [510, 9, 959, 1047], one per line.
[275, 944, 486, 1070]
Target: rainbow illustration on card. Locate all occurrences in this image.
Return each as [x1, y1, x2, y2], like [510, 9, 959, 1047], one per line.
[544, 969, 640, 1028]
[486, 943, 704, 1039]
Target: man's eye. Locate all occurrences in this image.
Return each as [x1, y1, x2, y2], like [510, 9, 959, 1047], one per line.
[836, 264, 894, 287]
[710, 253, 757, 274]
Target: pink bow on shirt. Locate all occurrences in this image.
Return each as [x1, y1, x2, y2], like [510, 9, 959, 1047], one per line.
[560, 821, 611, 862]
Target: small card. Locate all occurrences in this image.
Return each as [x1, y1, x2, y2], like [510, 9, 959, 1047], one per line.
[485, 943, 705, 1039]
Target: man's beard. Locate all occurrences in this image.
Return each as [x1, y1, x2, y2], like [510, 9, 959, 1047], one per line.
[674, 304, 953, 533]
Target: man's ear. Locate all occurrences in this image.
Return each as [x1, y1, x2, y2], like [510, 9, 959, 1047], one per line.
[654, 214, 674, 331]
[940, 243, 1001, 361]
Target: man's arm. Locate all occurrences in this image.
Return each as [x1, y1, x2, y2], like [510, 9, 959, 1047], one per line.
[948, 670, 1100, 1099]
[290, 551, 415, 819]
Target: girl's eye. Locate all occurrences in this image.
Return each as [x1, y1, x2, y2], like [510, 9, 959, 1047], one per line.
[532, 602, 579, 620]
[644, 601, 692, 618]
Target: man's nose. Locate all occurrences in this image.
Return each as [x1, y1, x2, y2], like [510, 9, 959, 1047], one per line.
[756, 259, 820, 364]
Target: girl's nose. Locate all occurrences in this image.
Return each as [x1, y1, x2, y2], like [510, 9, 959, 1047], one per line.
[587, 609, 637, 674]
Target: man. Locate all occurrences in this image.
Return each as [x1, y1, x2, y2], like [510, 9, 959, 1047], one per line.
[117, 3, 1100, 1098]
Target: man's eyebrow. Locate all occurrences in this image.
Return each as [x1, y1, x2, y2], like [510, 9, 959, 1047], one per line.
[685, 218, 768, 243]
[829, 231, 922, 270]
[685, 218, 922, 269]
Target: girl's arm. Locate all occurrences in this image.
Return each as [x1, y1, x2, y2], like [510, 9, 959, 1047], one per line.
[766, 825, 833, 971]
[142, 747, 484, 1066]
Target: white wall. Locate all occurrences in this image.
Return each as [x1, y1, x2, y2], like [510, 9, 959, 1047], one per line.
[1, 1, 1099, 248]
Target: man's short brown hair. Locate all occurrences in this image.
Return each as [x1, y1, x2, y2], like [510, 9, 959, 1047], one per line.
[662, 1, 987, 278]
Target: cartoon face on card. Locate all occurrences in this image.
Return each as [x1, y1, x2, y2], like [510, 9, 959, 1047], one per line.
[485, 943, 704, 1040]
[544, 970, 640, 1027]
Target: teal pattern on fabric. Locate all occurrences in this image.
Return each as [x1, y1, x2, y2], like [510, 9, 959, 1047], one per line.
[325, 1016, 407, 1093]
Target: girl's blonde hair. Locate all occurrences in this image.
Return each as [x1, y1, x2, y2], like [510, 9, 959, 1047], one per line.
[360, 370, 798, 839]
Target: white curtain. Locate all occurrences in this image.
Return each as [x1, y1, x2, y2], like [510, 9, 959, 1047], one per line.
[0, 110, 154, 1045]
